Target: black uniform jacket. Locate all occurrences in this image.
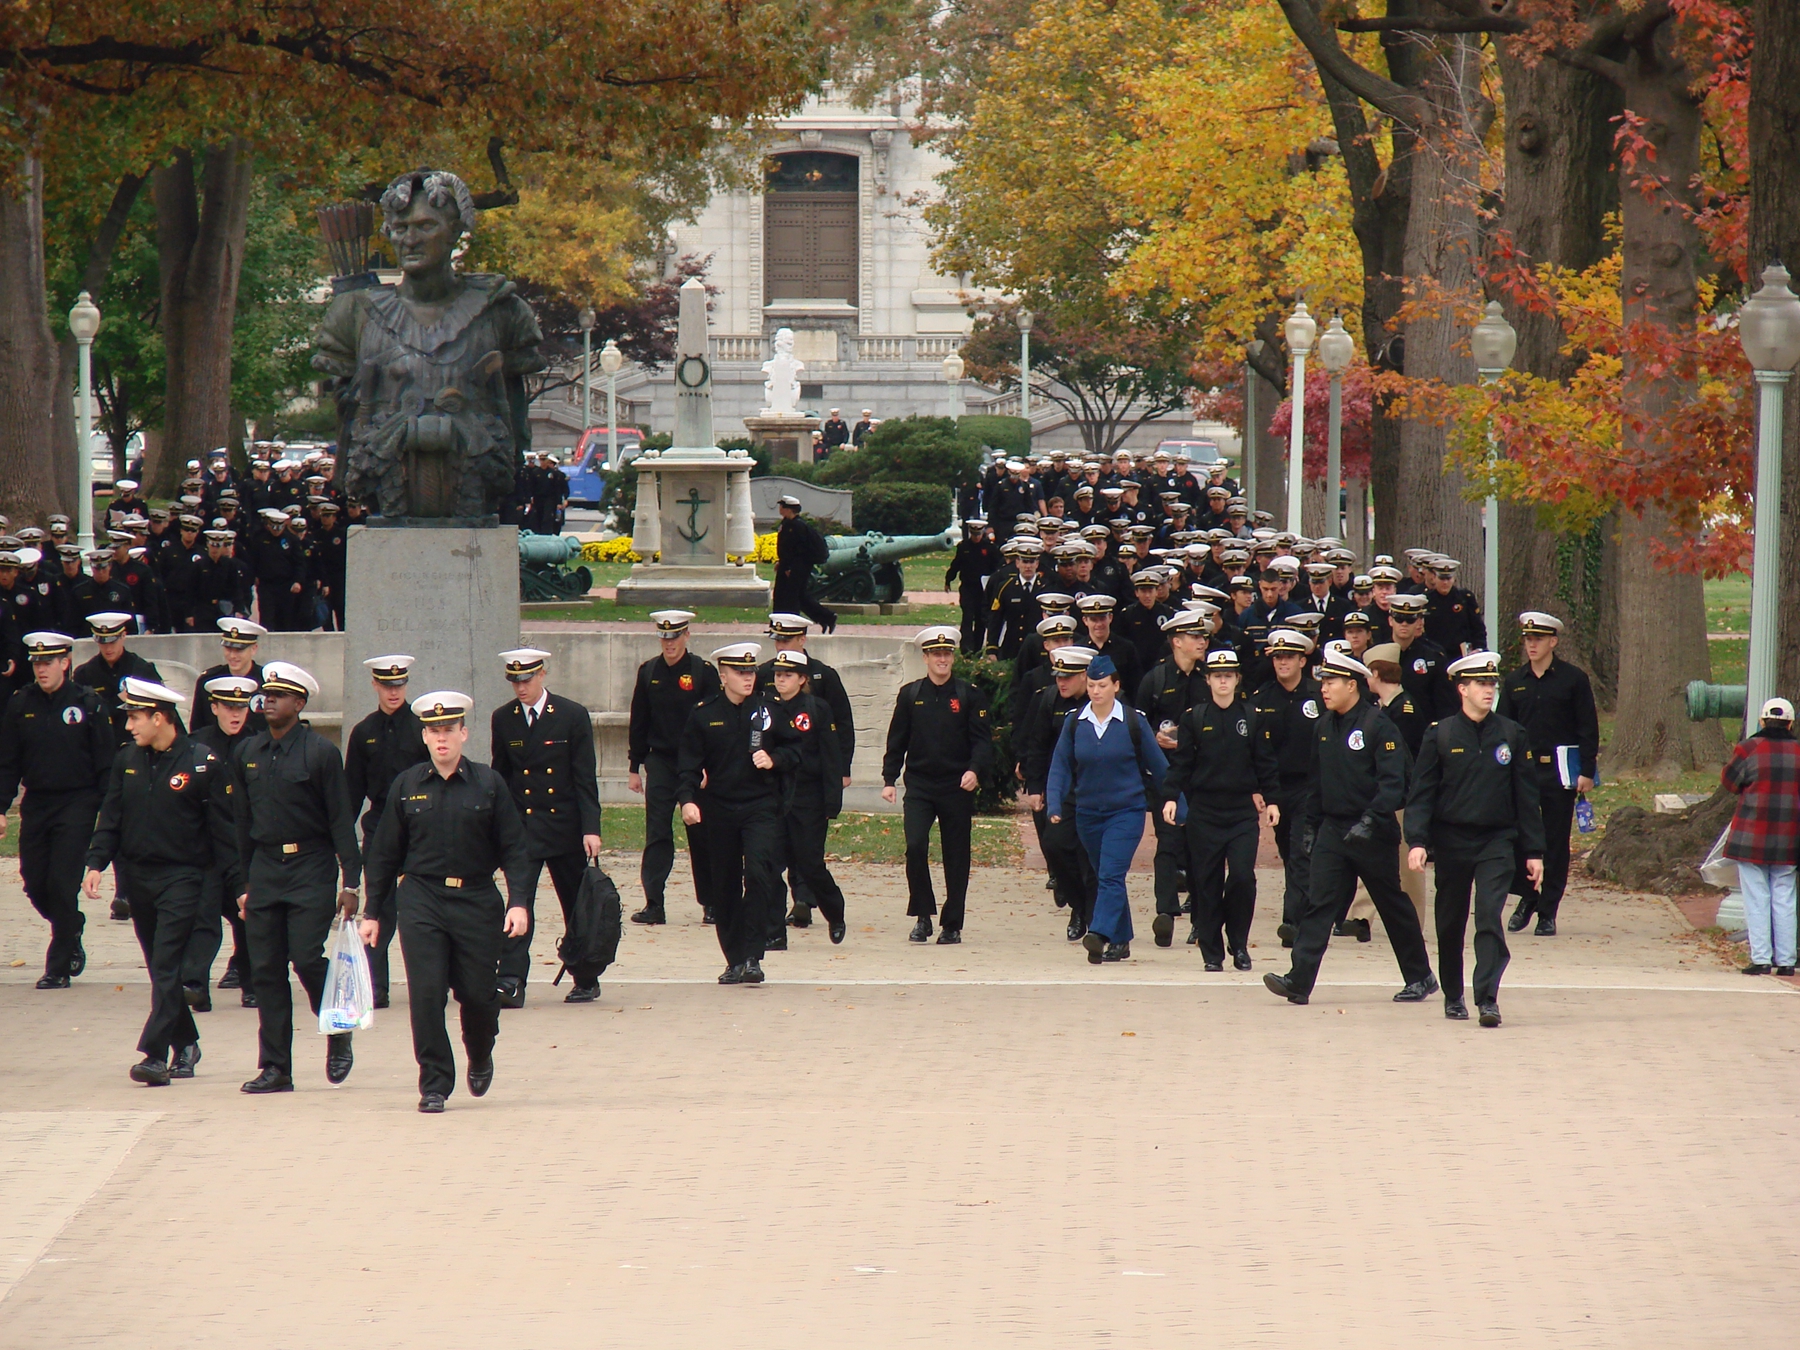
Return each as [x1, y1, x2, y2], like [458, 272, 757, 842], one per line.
[490, 692, 603, 859]
[1136, 658, 1207, 735]
[677, 691, 800, 810]
[881, 676, 994, 788]
[73, 649, 165, 745]
[1115, 602, 1172, 676]
[1250, 675, 1324, 789]
[229, 722, 362, 888]
[1396, 636, 1457, 718]
[0, 678, 115, 807]
[772, 690, 844, 816]
[1404, 710, 1546, 859]
[86, 733, 241, 893]
[1017, 685, 1084, 798]
[190, 660, 266, 735]
[757, 653, 855, 770]
[1497, 657, 1600, 785]
[628, 651, 720, 770]
[345, 703, 429, 836]
[363, 757, 533, 913]
[1379, 689, 1429, 757]
[1302, 696, 1411, 838]
[1165, 694, 1280, 825]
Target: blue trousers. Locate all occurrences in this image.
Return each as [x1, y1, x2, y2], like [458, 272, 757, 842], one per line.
[1076, 808, 1145, 944]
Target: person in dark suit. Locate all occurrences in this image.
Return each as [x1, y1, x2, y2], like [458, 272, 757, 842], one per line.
[490, 647, 603, 1006]
[767, 650, 849, 944]
[773, 497, 836, 633]
[627, 612, 720, 925]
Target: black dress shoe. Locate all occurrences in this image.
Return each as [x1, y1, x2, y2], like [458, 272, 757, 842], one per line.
[1742, 962, 1773, 976]
[240, 1067, 293, 1094]
[240, 990, 259, 1008]
[496, 981, 526, 1010]
[1332, 920, 1353, 936]
[1506, 901, 1535, 933]
[828, 921, 846, 945]
[789, 903, 812, 928]
[1777, 966, 1797, 977]
[701, 906, 716, 925]
[630, 905, 666, 925]
[742, 960, 766, 984]
[325, 1033, 354, 1085]
[1262, 971, 1308, 1005]
[564, 984, 602, 1003]
[1102, 941, 1130, 962]
[1444, 999, 1469, 1020]
[218, 965, 242, 990]
[35, 973, 69, 990]
[110, 898, 130, 921]
[1533, 919, 1557, 936]
[467, 1056, 494, 1097]
[1067, 916, 1086, 941]
[1276, 922, 1296, 947]
[909, 916, 933, 943]
[718, 964, 745, 985]
[1232, 949, 1253, 971]
[766, 933, 789, 952]
[171, 1044, 202, 1078]
[1186, 927, 1200, 945]
[183, 982, 212, 1013]
[1393, 974, 1440, 1003]
[68, 942, 86, 977]
[129, 1056, 171, 1087]
[373, 991, 390, 1010]
[1203, 959, 1224, 973]
[1348, 918, 1371, 943]
[1083, 931, 1105, 965]
[936, 929, 961, 945]
[1477, 1001, 1502, 1028]
[419, 1092, 447, 1113]
[1152, 913, 1174, 948]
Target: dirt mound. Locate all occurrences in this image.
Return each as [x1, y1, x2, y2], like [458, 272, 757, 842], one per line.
[1583, 786, 1735, 895]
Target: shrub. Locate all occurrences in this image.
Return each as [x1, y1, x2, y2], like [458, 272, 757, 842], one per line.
[956, 414, 1032, 458]
[814, 416, 982, 487]
[954, 653, 1019, 813]
[851, 482, 953, 536]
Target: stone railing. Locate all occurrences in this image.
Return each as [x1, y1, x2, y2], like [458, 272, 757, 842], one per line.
[711, 335, 767, 362]
[708, 334, 967, 365]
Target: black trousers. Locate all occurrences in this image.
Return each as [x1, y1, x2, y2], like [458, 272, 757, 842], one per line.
[179, 867, 245, 988]
[1287, 820, 1433, 997]
[698, 797, 781, 966]
[776, 792, 846, 929]
[640, 752, 711, 912]
[773, 573, 835, 630]
[244, 849, 339, 1074]
[396, 876, 503, 1098]
[18, 791, 97, 977]
[1039, 810, 1096, 927]
[1435, 846, 1514, 1004]
[958, 595, 986, 654]
[123, 863, 204, 1060]
[255, 581, 291, 632]
[1150, 812, 1186, 918]
[1187, 814, 1259, 964]
[497, 852, 588, 989]
[1512, 782, 1575, 920]
[903, 781, 974, 931]
[1271, 783, 1312, 926]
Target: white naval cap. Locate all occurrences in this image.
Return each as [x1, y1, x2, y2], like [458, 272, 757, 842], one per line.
[362, 654, 416, 684]
[413, 691, 475, 725]
[260, 661, 320, 698]
[119, 676, 186, 710]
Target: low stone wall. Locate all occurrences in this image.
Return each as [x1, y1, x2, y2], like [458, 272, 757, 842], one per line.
[86, 627, 923, 812]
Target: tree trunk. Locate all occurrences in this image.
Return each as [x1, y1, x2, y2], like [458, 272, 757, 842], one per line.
[1494, 49, 1621, 669]
[0, 158, 65, 524]
[1606, 43, 1724, 772]
[1749, 0, 1800, 704]
[1302, 476, 1330, 539]
[1393, 31, 1488, 571]
[151, 143, 253, 497]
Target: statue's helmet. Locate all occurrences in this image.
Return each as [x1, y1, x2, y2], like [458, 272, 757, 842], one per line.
[380, 168, 477, 240]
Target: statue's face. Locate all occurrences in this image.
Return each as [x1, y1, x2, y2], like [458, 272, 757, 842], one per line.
[389, 197, 460, 278]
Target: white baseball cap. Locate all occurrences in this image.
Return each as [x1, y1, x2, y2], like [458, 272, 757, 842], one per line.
[1761, 697, 1795, 723]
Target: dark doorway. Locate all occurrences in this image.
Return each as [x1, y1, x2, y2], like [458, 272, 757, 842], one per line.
[765, 152, 858, 305]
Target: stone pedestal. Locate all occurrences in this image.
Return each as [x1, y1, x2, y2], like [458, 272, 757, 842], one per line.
[342, 522, 520, 727]
[744, 413, 820, 466]
[613, 447, 770, 609]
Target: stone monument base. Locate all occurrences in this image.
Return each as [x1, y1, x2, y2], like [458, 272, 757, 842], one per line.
[342, 523, 520, 728]
[744, 413, 820, 465]
[612, 562, 770, 610]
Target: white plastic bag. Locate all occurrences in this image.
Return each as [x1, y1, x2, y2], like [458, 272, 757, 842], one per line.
[319, 917, 376, 1033]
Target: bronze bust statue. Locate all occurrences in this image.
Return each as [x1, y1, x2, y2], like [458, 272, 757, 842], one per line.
[313, 169, 544, 519]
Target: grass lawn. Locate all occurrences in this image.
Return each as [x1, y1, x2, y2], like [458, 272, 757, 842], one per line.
[1704, 573, 1750, 634]
[598, 805, 1022, 868]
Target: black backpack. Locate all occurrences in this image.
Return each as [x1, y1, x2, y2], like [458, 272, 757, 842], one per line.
[554, 860, 623, 986]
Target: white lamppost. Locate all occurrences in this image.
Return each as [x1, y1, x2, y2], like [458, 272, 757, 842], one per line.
[1317, 315, 1355, 541]
[942, 349, 965, 420]
[68, 290, 101, 549]
[600, 338, 624, 469]
[1471, 300, 1518, 627]
[1244, 339, 1263, 515]
[1736, 262, 1800, 727]
[578, 305, 596, 442]
[1017, 308, 1034, 422]
[1283, 301, 1316, 536]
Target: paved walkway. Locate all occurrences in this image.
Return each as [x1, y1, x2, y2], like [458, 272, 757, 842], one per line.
[0, 856, 1794, 1346]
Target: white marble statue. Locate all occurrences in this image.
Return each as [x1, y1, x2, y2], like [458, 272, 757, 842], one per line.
[761, 327, 804, 415]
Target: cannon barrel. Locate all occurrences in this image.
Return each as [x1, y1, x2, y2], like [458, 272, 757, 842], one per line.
[1686, 680, 1747, 722]
[518, 531, 584, 565]
[518, 532, 592, 603]
[819, 529, 957, 573]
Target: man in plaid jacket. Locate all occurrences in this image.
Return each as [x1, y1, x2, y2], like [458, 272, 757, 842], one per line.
[1721, 697, 1800, 976]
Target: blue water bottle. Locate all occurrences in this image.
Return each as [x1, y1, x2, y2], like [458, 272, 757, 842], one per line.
[1575, 792, 1596, 834]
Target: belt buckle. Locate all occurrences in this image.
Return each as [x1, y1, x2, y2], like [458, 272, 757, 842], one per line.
[281, 843, 298, 855]
[444, 876, 463, 888]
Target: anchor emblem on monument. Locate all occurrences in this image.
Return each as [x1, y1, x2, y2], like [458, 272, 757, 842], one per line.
[676, 486, 711, 546]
